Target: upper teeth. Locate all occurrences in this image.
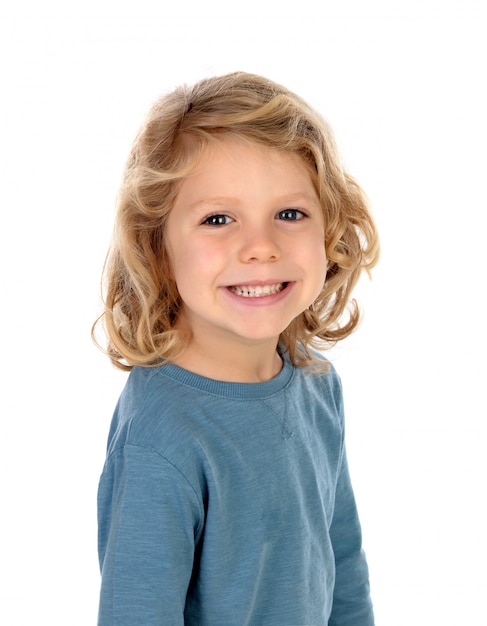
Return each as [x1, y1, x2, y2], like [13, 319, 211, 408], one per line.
[230, 283, 284, 297]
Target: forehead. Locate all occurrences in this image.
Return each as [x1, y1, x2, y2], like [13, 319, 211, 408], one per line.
[176, 136, 319, 205]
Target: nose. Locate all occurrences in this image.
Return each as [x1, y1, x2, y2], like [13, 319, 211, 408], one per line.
[238, 223, 281, 263]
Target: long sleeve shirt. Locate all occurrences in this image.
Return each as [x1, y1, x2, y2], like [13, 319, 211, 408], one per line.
[97, 355, 374, 625]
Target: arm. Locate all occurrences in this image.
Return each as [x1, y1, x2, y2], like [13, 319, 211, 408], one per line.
[328, 447, 374, 626]
[97, 444, 203, 626]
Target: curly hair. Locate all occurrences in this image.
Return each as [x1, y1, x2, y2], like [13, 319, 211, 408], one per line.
[93, 71, 380, 371]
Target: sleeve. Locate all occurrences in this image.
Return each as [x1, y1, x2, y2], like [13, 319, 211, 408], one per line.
[97, 444, 204, 626]
[328, 446, 374, 626]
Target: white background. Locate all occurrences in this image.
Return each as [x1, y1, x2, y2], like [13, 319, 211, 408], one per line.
[1, 1, 486, 624]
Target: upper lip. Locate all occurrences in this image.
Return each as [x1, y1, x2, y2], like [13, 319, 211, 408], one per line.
[226, 280, 289, 287]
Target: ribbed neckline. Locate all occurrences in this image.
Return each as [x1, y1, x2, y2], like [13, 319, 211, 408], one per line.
[155, 357, 294, 400]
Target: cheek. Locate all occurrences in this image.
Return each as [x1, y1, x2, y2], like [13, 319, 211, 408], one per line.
[170, 242, 221, 295]
[307, 240, 328, 296]
[320, 245, 328, 277]
[304, 232, 327, 272]
[170, 252, 194, 293]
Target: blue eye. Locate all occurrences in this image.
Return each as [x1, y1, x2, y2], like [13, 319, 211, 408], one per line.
[203, 214, 234, 226]
[277, 209, 305, 221]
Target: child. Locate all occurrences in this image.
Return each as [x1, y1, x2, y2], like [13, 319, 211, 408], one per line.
[95, 71, 379, 625]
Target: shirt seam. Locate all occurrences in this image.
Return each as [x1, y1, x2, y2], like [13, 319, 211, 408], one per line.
[106, 442, 206, 541]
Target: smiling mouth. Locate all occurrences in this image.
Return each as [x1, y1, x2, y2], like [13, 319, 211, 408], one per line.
[228, 283, 288, 298]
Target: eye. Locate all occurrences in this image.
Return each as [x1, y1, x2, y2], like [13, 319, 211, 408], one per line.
[202, 214, 234, 226]
[277, 209, 306, 221]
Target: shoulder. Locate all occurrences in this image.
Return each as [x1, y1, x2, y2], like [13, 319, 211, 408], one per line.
[293, 350, 343, 395]
[105, 365, 205, 459]
[102, 366, 212, 500]
[288, 351, 344, 425]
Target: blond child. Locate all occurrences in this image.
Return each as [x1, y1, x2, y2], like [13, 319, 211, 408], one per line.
[95, 71, 379, 625]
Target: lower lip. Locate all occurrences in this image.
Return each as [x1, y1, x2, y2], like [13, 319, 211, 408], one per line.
[222, 282, 294, 307]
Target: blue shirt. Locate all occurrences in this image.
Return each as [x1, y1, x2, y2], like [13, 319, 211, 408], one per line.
[97, 355, 374, 625]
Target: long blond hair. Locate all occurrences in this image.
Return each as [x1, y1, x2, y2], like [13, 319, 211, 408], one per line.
[93, 72, 380, 371]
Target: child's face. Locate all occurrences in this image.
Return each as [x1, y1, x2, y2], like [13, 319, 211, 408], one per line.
[165, 137, 327, 352]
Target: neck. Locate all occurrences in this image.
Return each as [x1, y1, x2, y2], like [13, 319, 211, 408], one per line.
[171, 337, 283, 383]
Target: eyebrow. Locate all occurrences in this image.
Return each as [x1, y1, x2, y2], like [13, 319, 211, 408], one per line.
[189, 192, 319, 210]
